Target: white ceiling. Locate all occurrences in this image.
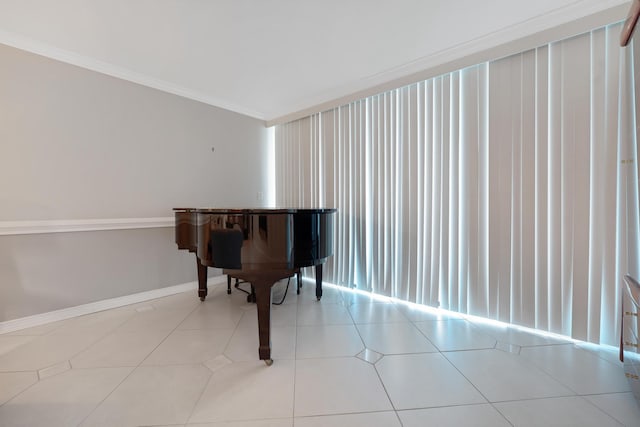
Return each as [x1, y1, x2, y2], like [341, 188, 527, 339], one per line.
[0, 0, 631, 123]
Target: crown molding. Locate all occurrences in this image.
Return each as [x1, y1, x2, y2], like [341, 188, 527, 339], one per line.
[266, 2, 630, 126]
[0, 1, 628, 126]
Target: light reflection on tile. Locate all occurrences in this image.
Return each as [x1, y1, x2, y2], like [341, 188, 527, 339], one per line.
[0, 286, 636, 426]
[357, 322, 438, 354]
[296, 324, 364, 359]
[414, 319, 496, 351]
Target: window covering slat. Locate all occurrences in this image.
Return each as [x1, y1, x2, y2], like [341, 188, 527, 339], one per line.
[274, 22, 640, 346]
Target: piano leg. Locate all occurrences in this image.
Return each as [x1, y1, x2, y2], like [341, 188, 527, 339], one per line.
[197, 258, 208, 301]
[253, 280, 274, 365]
[315, 264, 323, 301]
[220, 268, 296, 365]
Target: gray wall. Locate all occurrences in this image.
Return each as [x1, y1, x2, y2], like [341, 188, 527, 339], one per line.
[0, 228, 195, 321]
[0, 43, 271, 322]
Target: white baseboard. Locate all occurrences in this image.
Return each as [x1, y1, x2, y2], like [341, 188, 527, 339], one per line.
[0, 275, 227, 334]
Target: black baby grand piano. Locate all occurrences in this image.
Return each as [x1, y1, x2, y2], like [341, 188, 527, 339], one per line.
[174, 208, 336, 365]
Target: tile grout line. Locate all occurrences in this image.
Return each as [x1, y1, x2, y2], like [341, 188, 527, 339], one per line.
[0, 308, 141, 412]
[75, 292, 203, 427]
[347, 303, 401, 418]
[435, 349, 517, 426]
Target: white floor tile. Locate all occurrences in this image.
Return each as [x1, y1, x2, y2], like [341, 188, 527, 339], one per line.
[81, 364, 211, 426]
[445, 349, 574, 402]
[190, 420, 293, 427]
[585, 392, 640, 427]
[0, 335, 35, 356]
[294, 357, 392, 416]
[376, 353, 486, 410]
[295, 324, 364, 358]
[189, 360, 295, 423]
[224, 324, 296, 362]
[0, 371, 38, 405]
[142, 328, 234, 366]
[149, 291, 203, 310]
[178, 302, 244, 330]
[356, 322, 438, 354]
[520, 344, 631, 395]
[296, 303, 353, 326]
[414, 319, 496, 351]
[0, 333, 100, 372]
[2, 287, 636, 427]
[348, 302, 409, 324]
[0, 367, 132, 427]
[115, 307, 193, 333]
[71, 330, 168, 368]
[494, 396, 625, 427]
[398, 404, 512, 427]
[294, 411, 401, 426]
[48, 307, 135, 336]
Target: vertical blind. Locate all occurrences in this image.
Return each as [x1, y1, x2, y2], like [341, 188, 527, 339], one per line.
[275, 22, 640, 346]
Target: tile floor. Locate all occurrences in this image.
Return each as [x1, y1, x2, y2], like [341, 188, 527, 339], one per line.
[1, 279, 639, 426]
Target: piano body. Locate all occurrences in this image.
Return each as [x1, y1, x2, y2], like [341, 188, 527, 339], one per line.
[174, 208, 336, 364]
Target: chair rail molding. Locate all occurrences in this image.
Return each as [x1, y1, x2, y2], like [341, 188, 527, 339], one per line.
[0, 217, 174, 236]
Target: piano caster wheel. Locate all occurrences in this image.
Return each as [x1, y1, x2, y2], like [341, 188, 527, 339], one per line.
[264, 359, 273, 366]
[227, 290, 231, 295]
[317, 297, 321, 301]
[200, 297, 206, 302]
